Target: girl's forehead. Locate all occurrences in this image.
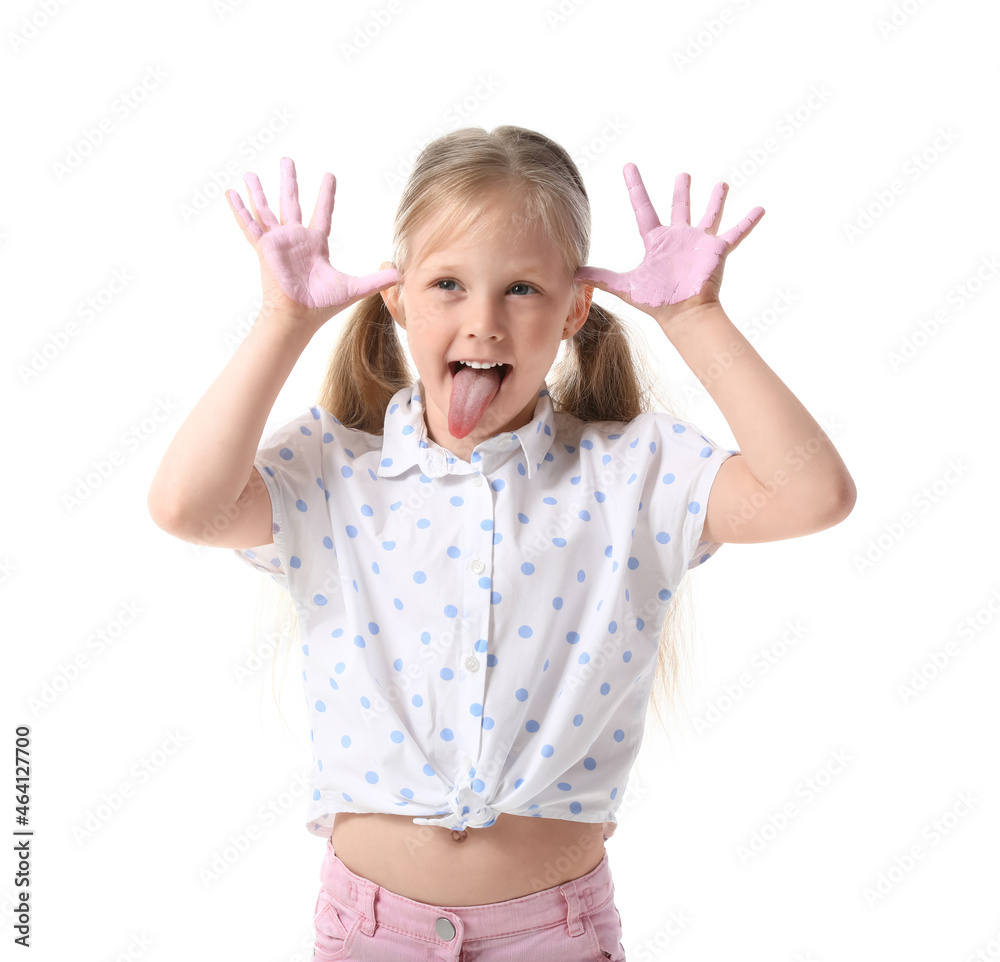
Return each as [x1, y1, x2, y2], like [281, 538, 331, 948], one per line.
[407, 205, 557, 271]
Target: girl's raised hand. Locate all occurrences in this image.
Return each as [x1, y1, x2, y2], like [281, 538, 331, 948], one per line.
[576, 164, 764, 324]
[226, 157, 399, 327]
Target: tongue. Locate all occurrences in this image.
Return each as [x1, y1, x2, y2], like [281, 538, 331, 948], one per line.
[448, 365, 503, 438]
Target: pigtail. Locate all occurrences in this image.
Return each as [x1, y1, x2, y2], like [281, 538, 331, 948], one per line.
[318, 293, 414, 434]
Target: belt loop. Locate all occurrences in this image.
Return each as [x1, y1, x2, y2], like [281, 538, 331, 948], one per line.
[358, 879, 377, 937]
[562, 880, 587, 937]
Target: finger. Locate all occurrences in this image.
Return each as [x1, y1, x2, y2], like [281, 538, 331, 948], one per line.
[670, 172, 691, 227]
[280, 156, 303, 225]
[243, 172, 280, 229]
[574, 265, 631, 296]
[309, 172, 336, 235]
[346, 267, 402, 300]
[696, 182, 728, 234]
[719, 206, 765, 249]
[226, 189, 263, 241]
[623, 163, 662, 239]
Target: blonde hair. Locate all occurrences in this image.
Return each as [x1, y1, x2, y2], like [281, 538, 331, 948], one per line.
[256, 125, 704, 739]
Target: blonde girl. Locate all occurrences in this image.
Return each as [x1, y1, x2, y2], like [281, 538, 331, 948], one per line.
[149, 125, 855, 961]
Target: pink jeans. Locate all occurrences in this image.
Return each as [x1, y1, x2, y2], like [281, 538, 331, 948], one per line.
[312, 836, 627, 961]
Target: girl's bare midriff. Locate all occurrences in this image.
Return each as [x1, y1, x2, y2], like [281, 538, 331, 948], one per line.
[330, 811, 615, 905]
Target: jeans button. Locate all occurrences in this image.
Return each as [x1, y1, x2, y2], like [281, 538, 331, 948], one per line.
[435, 916, 457, 940]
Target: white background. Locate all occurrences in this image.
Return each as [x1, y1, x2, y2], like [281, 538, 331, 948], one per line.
[3, 0, 998, 959]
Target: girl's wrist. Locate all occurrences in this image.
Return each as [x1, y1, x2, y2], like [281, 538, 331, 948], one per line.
[654, 295, 722, 335]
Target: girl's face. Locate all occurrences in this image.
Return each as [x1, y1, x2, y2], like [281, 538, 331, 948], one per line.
[381, 199, 593, 460]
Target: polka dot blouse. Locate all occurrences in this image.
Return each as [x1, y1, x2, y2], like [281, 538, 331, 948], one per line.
[234, 379, 738, 837]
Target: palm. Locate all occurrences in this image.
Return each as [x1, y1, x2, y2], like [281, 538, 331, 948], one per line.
[258, 224, 373, 309]
[227, 157, 398, 314]
[623, 221, 730, 305]
[576, 164, 764, 316]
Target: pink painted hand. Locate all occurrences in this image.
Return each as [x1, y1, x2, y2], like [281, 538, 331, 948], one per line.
[226, 156, 398, 324]
[575, 164, 764, 322]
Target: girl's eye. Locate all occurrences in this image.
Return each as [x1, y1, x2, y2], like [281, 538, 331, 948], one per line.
[509, 283, 537, 296]
[435, 279, 459, 292]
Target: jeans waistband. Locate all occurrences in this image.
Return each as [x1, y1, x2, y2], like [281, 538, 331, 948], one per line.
[319, 835, 615, 941]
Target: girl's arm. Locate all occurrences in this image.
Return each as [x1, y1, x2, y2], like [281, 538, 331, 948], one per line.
[577, 164, 856, 546]
[147, 313, 314, 547]
[656, 301, 856, 545]
[147, 157, 398, 546]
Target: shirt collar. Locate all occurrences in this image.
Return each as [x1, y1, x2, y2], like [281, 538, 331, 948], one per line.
[377, 378, 557, 479]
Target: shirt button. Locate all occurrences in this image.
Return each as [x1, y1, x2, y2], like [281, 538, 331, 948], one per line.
[465, 656, 480, 672]
[472, 473, 484, 486]
[470, 559, 485, 574]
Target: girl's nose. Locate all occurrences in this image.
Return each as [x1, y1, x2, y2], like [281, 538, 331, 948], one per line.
[462, 294, 505, 335]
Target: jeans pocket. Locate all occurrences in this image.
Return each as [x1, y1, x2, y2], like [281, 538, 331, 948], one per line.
[312, 889, 357, 961]
[586, 897, 626, 962]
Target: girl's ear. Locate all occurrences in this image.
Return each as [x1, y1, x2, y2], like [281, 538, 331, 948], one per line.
[379, 260, 403, 323]
[568, 283, 594, 336]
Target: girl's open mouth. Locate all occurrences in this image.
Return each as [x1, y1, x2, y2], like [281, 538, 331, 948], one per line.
[448, 361, 512, 382]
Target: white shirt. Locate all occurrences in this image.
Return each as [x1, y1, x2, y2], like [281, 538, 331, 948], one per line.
[235, 379, 738, 836]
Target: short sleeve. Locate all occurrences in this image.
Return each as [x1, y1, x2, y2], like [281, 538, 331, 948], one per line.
[232, 405, 331, 591]
[631, 411, 739, 583]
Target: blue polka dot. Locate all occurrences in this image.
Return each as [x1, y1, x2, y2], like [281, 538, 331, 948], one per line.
[613, 729, 625, 742]
[440, 667, 454, 681]
[360, 696, 371, 709]
[422, 764, 435, 776]
[482, 716, 495, 730]
[413, 570, 427, 583]
[600, 682, 610, 695]
[470, 703, 483, 716]
[521, 562, 535, 574]
[566, 631, 580, 645]
[540, 744, 554, 757]
[400, 788, 414, 799]
[390, 730, 404, 743]
[570, 801, 582, 814]
[365, 771, 379, 784]
[518, 625, 533, 638]
[393, 658, 403, 670]
[515, 688, 528, 701]
[525, 720, 540, 733]
[440, 728, 454, 741]
[584, 757, 597, 770]
[341, 735, 351, 747]
[515, 778, 525, 789]
[472, 778, 485, 792]
[557, 782, 572, 791]
[315, 700, 326, 712]
[412, 694, 423, 707]
[623, 650, 632, 662]
[573, 714, 584, 726]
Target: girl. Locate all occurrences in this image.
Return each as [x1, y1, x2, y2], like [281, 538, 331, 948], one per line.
[148, 125, 856, 961]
